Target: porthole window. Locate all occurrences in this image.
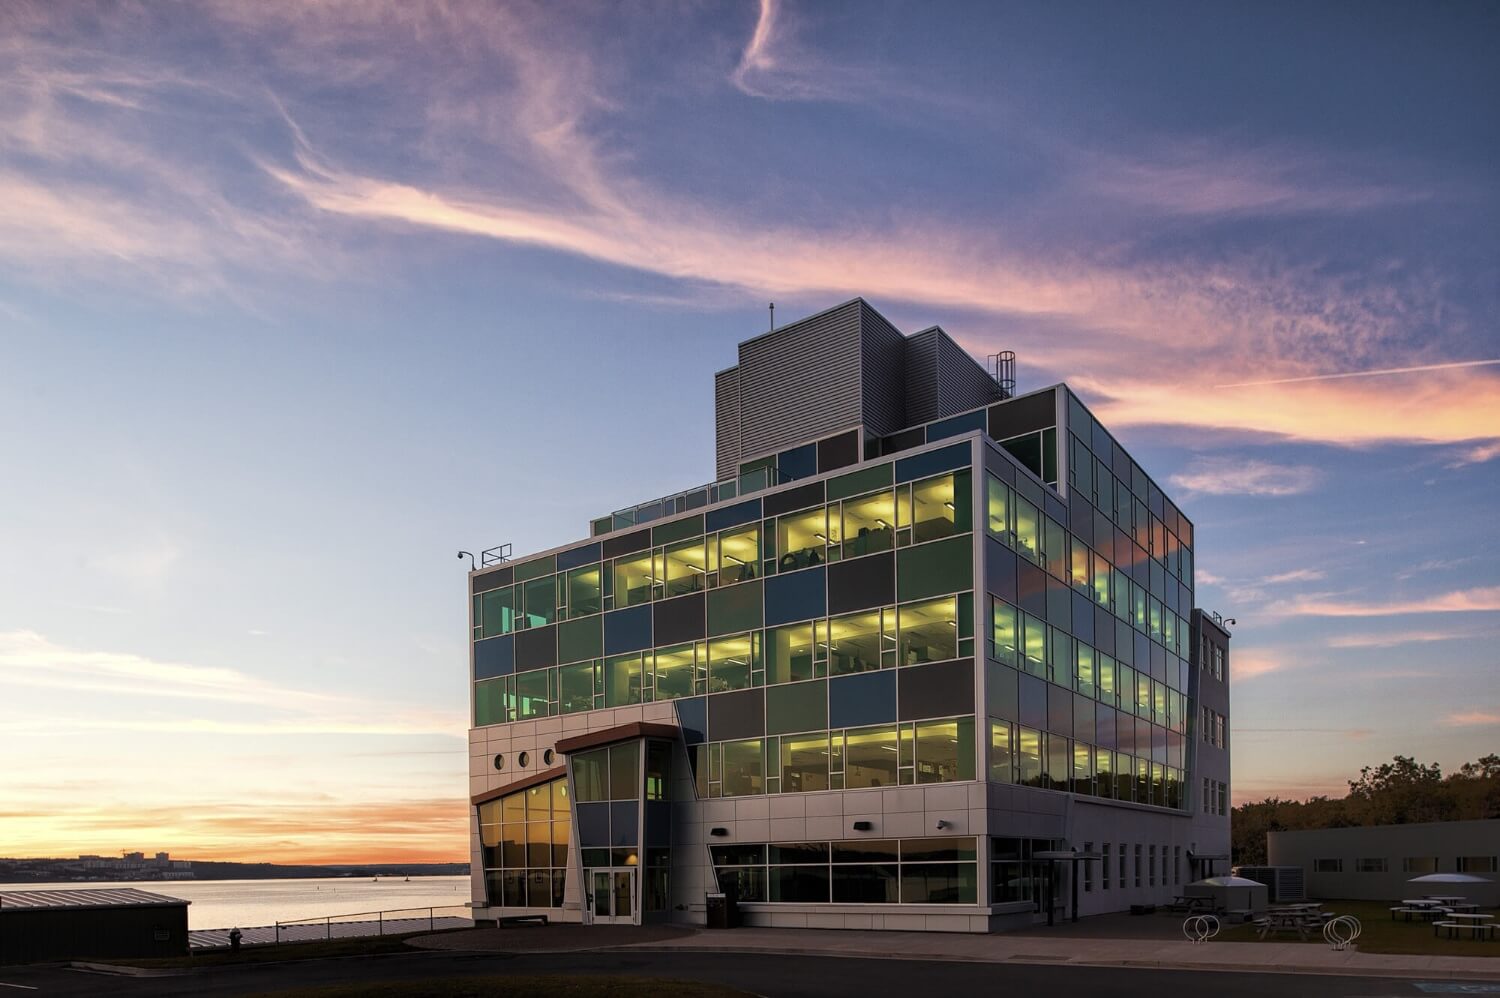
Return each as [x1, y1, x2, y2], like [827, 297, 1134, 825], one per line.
[518, 751, 530, 768]
[543, 749, 556, 766]
[493, 754, 504, 771]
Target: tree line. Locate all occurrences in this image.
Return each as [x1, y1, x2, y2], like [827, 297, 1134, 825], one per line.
[1232, 754, 1500, 866]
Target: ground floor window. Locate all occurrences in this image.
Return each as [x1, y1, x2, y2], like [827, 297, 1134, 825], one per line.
[477, 777, 571, 909]
[711, 837, 978, 905]
[990, 837, 1059, 907]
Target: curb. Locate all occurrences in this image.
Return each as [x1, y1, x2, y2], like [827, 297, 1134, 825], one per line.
[68, 961, 193, 978]
[609, 943, 1500, 981]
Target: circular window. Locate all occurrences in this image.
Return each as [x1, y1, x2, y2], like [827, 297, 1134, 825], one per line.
[492, 754, 504, 771]
[542, 749, 556, 766]
[517, 751, 530, 769]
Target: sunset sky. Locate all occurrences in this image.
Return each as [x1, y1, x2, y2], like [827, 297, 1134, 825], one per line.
[1, 1, 1495, 864]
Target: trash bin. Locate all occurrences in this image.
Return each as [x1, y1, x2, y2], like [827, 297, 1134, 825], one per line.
[706, 887, 741, 929]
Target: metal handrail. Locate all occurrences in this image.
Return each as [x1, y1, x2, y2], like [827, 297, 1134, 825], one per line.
[273, 904, 471, 943]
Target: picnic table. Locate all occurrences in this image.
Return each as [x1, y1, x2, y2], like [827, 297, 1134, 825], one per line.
[1433, 913, 1495, 941]
[1257, 908, 1323, 940]
[1168, 895, 1212, 913]
[1424, 895, 1469, 904]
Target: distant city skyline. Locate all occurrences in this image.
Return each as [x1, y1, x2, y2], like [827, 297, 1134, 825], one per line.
[1, 0, 1495, 863]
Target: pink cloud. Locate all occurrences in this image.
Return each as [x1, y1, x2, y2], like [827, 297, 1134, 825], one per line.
[1444, 709, 1499, 727]
[1269, 585, 1500, 618]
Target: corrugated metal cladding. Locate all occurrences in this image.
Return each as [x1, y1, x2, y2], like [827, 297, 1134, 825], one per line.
[714, 367, 741, 481]
[737, 299, 865, 459]
[936, 329, 1002, 415]
[858, 301, 908, 437]
[903, 327, 941, 425]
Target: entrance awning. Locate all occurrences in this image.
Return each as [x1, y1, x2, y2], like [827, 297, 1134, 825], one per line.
[554, 722, 679, 755]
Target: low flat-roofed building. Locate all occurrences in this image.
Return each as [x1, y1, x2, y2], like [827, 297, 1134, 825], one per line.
[0, 888, 190, 964]
[1266, 819, 1500, 906]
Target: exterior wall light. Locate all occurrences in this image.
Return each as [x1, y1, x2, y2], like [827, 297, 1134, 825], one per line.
[710, 827, 729, 837]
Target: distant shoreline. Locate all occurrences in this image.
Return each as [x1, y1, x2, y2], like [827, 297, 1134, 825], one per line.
[0, 860, 469, 884]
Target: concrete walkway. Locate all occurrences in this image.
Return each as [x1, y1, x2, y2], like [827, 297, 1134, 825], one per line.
[616, 927, 1500, 981]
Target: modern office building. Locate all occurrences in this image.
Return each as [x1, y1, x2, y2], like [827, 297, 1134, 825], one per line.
[465, 299, 1232, 932]
[1266, 820, 1500, 907]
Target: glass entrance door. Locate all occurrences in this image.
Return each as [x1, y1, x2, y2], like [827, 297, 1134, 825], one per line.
[587, 867, 636, 924]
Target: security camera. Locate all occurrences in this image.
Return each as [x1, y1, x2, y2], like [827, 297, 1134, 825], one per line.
[935, 819, 952, 830]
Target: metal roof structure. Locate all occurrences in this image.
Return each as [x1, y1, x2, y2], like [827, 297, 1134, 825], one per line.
[0, 888, 189, 912]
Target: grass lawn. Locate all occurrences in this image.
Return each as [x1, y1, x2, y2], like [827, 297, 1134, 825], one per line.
[248, 976, 748, 998]
[1217, 898, 1499, 956]
[108, 930, 465, 969]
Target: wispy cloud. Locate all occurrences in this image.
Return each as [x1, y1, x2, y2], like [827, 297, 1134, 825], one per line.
[3, 0, 1497, 459]
[1217, 358, 1500, 389]
[1268, 586, 1500, 618]
[1325, 630, 1462, 649]
[1263, 568, 1325, 585]
[0, 630, 463, 737]
[1078, 141, 1437, 220]
[1444, 709, 1499, 727]
[1229, 650, 1284, 680]
[1170, 457, 1322, 497]
[1449, 441, 1500, 466]
[729, 0, 899, 103]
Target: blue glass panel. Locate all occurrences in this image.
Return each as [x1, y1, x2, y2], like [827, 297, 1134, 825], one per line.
[705, 498, 762, 533]
[1071, 592, 1095, 645]
[925, 409, 986, 443]
[576, 802, 610, 847]
[828, 670, 897, 729]
[776, 443, 817, 482]
[557, 542, 602, 572]
[610, 801, 639, 846]
[764, 566, 827, 626]
[645, 801, 672, 847]
[985, 538, 1017, 605]
[675, 697, 707, 745]
[473, 635, 515, 680]
[895, 443, 971, 484]
[604, 605, 653, 655]
[1018, 672, 1047, 730]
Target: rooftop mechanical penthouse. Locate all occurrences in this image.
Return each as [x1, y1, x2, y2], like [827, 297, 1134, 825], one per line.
[465, 298, 1232, 932]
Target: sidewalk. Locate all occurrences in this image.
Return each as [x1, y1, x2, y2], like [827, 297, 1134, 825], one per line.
[618, 926, 1500, 981]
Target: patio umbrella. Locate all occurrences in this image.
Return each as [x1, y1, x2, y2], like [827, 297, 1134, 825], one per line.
[1187, 876, 1268, 912]
[1407, 873, 1494, 885]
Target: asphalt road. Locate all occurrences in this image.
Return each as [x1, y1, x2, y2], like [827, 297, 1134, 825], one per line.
[2, 950, 1498, 997]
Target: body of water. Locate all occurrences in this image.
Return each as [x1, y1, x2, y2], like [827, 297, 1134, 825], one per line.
[0, 876, 472, 930]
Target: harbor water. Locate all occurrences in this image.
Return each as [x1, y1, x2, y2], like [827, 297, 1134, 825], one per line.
[0, 876, 471, 930]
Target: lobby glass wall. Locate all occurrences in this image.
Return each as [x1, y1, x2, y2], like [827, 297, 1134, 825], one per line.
[477, 778, 570, 909]
[712, 837, 979, 904]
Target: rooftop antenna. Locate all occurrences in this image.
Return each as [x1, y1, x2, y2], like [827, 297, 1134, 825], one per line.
[768, 302, 775, 332]
[988, 350, 1016, 400]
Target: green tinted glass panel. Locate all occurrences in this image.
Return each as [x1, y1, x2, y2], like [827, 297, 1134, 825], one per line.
[896, 535, 973, 602]
[558, 660, 595, 713]
[767, 621, 816, 684]
[765, 680, 827, 735]
[514, 556, 556, 582]
[557, 616, 603, 664]
[605, 654, 643, 707]
[523, 575, 557, 626]
[653, 644, 697, 700]
[653, 513, 704, 546]
[827, 463, 894, 502]
[707, 579, 763, 636]
[566, 565, 602, 617]
[474, 678, 506, 726]
[481, 586, 517, 638]
[515, 669, 550, 719]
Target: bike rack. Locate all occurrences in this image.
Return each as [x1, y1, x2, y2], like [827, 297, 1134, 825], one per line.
[1182, 913, 1221, 944]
